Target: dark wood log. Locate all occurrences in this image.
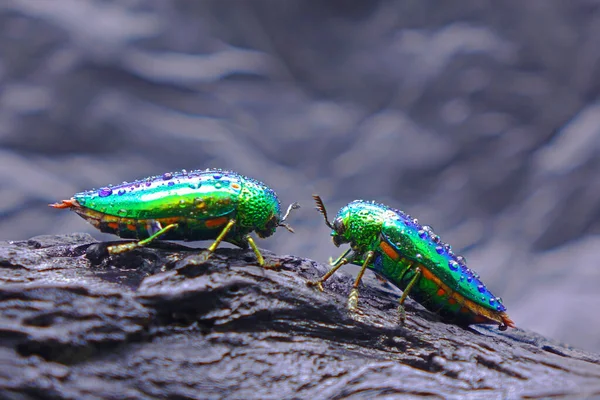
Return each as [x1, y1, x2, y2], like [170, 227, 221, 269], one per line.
[1, 234, 599, 399]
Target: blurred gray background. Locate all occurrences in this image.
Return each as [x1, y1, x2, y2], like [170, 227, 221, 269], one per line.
[1, 0, 599, 353]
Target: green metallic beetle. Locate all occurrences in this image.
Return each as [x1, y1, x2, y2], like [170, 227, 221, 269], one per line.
[50, 169, 299, 266]
[309, 195, 514, 330]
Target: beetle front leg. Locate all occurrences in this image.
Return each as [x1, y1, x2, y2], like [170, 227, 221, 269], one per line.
[245, 234, 266, 267]
[347, 251, 374, 312]
[107, 222, 179, 255]
[307, 248, 354, 291]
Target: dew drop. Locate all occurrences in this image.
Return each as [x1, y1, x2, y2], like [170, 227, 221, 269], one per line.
[146, 181, 152, 187]
[496, 304, 505, 312]
[418, 229, 427, 239]
[481, 296, 486, 301]
[448, 260, 459, 271]
[117, 209, 128, 217]
[182, 169, 187, 175]
[118, 189, 126, 196]
[194, 198, 205, 209]
[415, 253, 423, 259]
[456, 255, 466, 266]
[467, 276, 473, 283]
[168, 181, 175, 186]
[213, 173, 222, 179]
[477, 285, 486, 293]
[179, 199, 187, 208]
[460, 275, 465, 281]
[214, 182, 222, 189]
[98, 188, 112, 197]
[432, 235, 441, 244]
[489, 298, 496, 305]
[162, 172, 172, 180]
[435, 246, 444, 254]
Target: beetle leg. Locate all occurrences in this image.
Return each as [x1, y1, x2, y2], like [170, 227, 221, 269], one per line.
[330, 247, 352, 267]
[199, 219, 237, 263]
[245, 234, 265, 267]
[347, 251, 374, 312]
[397, 266, 422, 324]
[107, 222, 178, 255]
[307, 248, 354, 291]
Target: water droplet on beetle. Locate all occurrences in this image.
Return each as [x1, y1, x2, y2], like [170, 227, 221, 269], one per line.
[214, 182, 222, 189]
[162, 172, 172, 180]
[98, 188, 112, 197]
[118, 189, 126, 196]
[213, 173, 222, 179]
[435, 246, 444, 254]
[194, 198, 205, 209]
[168, 181, 174, 186]
[117, 209, 128, 217]
[477, 285, 486, 293]
[448, 260, 459, 271]
[179, 199, 186, 208]
[416, 253, 423, 259]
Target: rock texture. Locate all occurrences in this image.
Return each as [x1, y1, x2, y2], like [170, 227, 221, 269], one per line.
[1, 234, 599, 399]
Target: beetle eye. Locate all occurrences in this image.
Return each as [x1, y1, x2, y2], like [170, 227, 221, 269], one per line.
[333, 217, 345, 234]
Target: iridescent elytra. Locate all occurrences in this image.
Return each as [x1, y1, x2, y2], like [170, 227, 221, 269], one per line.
[309, 195, 514, 330]
[50, 169, 299, 266]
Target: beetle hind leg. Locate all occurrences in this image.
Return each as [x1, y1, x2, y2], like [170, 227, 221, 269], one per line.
[107, 222, 178, 255]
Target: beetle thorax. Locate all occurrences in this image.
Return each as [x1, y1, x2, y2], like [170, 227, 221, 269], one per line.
[236, 183, 281, 238]
[338, 201, 387, 251]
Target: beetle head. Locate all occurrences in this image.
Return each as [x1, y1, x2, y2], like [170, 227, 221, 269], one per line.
[313, 195, 349, 247]
[255, 202, 300, 238]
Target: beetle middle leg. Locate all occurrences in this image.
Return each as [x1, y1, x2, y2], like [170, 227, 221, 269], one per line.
[347, 251, 374, 312]
[307, 248, 354, 291]
[397, 266, 422, 324]
[107, 222, 179, 255]
[195, 219, 238, 263]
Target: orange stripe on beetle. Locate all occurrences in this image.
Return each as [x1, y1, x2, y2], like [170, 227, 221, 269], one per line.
[205, 216, 229, 229]
[379, 241, 400, 261]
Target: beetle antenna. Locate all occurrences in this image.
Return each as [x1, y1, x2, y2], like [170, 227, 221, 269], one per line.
[279, 202, 300, 233]
[281, 202, 300, 223]
[312, 194, 333, 229]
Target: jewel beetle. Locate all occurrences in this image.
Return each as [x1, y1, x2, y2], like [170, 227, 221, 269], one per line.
[50, 169, 299, 266]
[309, 195, 514, 330]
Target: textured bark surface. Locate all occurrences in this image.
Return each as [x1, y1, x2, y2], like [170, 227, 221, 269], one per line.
[1, 234, 599, 399]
